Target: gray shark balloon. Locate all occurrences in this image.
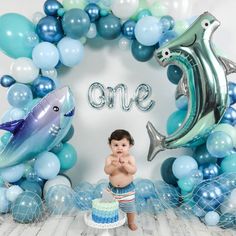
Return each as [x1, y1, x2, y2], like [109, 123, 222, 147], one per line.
[0, 86, 75, 168]
[146, 12, 236, 161]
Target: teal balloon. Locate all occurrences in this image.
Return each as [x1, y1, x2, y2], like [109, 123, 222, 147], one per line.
[0, 13, 35, 58]
[57, 143, 77, 170]
[167, 110, 187, 135]
[177, 177, 195, 192]
[221, 153, 236, 173]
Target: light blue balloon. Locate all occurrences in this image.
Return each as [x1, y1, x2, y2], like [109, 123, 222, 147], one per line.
[0, 13, 35, 58]
[172, 155, 198, 179]
[93, 182, 108, 198]
[32, 42, 59, 70]
[1, 164, 25, 183]
[1, 107, 25, 123]
[175, 95, 188, 110]
[57, 37, 84, 67]
[159, 30, 178, 47]
[75, 190, 93, 210]
[34, 152, 60, 180]
[74, 181, 94, 193]
[24, 98, 41, 113]
[134, 16, 162, 46]
[204, 211, 220, 226]
[7, 83, 33, 108]
[6, 185, 23, 202]
[206, 131, 234, 158]
[134, 179, 156, 200]
[0, 187, 10, 213]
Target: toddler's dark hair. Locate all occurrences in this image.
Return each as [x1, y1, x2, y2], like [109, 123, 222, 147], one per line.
[108, 129, 134, 145]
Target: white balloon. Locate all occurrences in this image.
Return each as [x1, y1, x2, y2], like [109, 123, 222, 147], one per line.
[87, 23, 97, 39]
[10, 58, 39, 84]
[6, 185, 23, 202]
[111, 0, 139, 19]
[118, 37, 130, 51]
[41, 68, 58, 80]
[229, 188, 236, 205]
[43, 175, 71, 197]
[32, 11, 45, 25]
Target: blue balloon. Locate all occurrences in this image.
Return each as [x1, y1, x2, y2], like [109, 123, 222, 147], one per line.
[217, 173, 236, 193]
[192, 180, 225, 211]
[193, 144, 217, 165]
[32, 42, 59, 70]
[0, 75, 16, 87]
[228, 82, 236, 105]
[121, 20, 136, 40]
[134, 179, 157, 200]
[84, 3, 101, 22]
[62, 9, 90, 39]
[20, 180, 42, 197]
[160, 15, 175, 32]
[131, 39, 155, 62]
[57, 37, 84, 67]
[36, 16, 63, 43]
[45, 185, 76, 215]
[1, 164, 25, 183]
[167, 65, 183, 84]
[219, 213, 236, 229]
[220, 106, 236, 125]
[159, 30, 178, 47]
[199, 163, 219, 179]
[97, 14, 121, 40]
[7, 83, 33, 108]
[44, 0, 63, 16]
[12, 191, 43, 223]
[136, 9, 152, 21]
[167, 110, 187, 135]
[32, 76, 56, 98]
[206, 131, 234, 158]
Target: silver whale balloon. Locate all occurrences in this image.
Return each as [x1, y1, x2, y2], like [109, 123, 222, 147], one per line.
[147, 12, 236, 161]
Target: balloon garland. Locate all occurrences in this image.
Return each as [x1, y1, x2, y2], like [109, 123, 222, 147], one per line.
[0, 0, 236, 231]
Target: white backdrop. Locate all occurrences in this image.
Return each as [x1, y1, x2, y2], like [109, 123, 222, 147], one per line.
[0, 0, 235, 186]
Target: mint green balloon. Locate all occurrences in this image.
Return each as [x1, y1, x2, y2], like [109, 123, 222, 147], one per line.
[0, 13, 35, 58]
[221, 153, 236, 173]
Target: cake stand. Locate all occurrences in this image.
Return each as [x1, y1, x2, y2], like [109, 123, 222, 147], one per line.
[84, 211, 126, 236]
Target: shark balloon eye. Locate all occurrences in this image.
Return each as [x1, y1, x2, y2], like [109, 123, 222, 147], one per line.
[53, 106, 59, 112]
[162, 48, 171, 59]
[201, 19, 210, 29]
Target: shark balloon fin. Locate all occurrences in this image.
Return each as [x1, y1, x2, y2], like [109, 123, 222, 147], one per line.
[146, 121, 165, 161]
[218, 56, 236, 75]
[0, 119, 24, 133]
[175, 74, 189, 100]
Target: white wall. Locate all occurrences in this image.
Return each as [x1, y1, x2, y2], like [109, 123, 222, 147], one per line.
[0, 0, 235, 186]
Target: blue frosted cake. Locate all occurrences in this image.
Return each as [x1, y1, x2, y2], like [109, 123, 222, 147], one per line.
[92, 198, 119, 224]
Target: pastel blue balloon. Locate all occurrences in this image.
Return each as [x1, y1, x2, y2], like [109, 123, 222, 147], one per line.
[45, 185, 76, 215]
[134, 179, 156, 200]
[159, 30, 178, 47]
[206, 131, 234, 158]
[1, 164, 25, 183]
[131, 39, 155, 62]
[0, 13, 35, 58]
[36, 16, 63, 43]
[121, 20, 136, 40]
[44, 0, 63, 16]
[228, 82, 236, 105]
[32, 42, 59, 70]
[20, 180, 42, 197]
[97, 14, 121, 40]
[167, 110, 187, 135]
[57, 143, 77, 170]
[205, 211, 220, 226]
[75, 190, 93, 210]
[62, 9, 90, 39]
[167, 65, 183, 85]
[0, 75, 16, 87]
[34, 152, 60, 180]
[57, 37, 84, 67]
[172, 155, 198, 179]
[84, 3, 101, 23]
[12, 191, 43, 223]
[175, 95, 188, 110]
[32, 76, 56, 98]
[0, 187, 10, 213]
[193, 144, 217, 165]
[7, 83, 33, 108]
[134, 16, 162, 46]
[221, 153, 236, 173]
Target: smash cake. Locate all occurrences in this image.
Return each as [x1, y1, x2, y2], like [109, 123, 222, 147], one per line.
[91, 190, 119, 224]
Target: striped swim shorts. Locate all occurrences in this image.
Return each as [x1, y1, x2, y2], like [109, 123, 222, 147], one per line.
[107, 182, 136, 213]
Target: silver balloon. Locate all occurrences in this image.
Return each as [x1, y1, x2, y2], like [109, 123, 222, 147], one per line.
[88, 82, 106, 109]
[147, 12, 233, 161]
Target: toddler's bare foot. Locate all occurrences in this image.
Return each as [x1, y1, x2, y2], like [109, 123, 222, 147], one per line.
[128, 223, 138, 231]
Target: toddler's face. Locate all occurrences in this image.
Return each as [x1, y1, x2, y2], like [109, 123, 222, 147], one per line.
[110, 138, 131, 156]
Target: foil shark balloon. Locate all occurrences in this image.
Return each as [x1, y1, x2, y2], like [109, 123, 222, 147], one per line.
[147, 12, 236, 161]
[0, 86, 75, 168]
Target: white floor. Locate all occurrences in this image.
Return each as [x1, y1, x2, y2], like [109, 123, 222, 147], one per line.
[0, 209, 236, 236]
